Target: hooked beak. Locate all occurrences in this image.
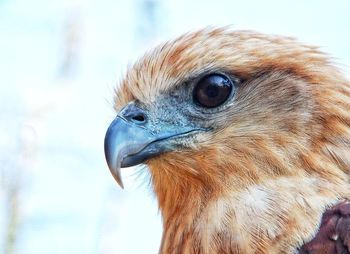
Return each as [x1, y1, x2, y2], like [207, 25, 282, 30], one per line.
[104, 103, 202, 188]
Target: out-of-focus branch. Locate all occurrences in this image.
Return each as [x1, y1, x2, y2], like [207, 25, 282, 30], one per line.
[4, 180, 20, 254]
[1, 118, 38, 254]
[58, 7, 82, 79]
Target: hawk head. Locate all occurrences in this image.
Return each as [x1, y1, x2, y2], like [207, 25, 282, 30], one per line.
[104, 28, 350, 252]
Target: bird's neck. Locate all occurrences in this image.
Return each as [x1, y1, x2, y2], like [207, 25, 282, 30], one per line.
[149, 162, 349, 254]
[149, 163, 214, 253]
[157, 184, 210, 253]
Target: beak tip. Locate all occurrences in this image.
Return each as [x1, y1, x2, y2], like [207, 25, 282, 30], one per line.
[105, 128, 124, 189]
[108, 165, 125, 189]
[115, 177, 125, 189]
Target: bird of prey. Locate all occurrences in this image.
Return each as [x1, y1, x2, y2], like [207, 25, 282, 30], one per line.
[104, 28, 350, 253]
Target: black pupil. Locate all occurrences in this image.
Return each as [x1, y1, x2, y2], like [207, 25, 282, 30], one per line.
[194, 74, 232, 108]
[206, 85, 219, 98]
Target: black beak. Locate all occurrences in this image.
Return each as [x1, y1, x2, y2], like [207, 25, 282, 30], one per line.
[104, 103, 201, 188]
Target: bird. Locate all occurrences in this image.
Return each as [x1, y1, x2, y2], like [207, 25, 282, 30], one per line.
[104, 27, 350, 253]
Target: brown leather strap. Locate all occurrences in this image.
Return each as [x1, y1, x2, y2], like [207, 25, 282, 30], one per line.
[299, 201, 350, 254]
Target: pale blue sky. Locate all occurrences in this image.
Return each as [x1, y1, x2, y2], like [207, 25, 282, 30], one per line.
[0, 0, 349, 253]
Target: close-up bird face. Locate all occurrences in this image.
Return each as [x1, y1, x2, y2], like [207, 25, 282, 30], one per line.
[105, 28, 340, 189]
[104, 28, 350, 253]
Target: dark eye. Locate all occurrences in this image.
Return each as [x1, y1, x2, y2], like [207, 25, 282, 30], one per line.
[193, 73, 233, 108]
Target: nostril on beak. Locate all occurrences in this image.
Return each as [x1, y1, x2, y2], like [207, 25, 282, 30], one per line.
[131, 114, 146, 123]
[120, 103, 148, 125]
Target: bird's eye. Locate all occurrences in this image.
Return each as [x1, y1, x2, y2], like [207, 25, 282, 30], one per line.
[193, 74, 233, 108]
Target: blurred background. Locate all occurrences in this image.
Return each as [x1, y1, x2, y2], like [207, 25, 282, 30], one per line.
[0, 0, 349, 253]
